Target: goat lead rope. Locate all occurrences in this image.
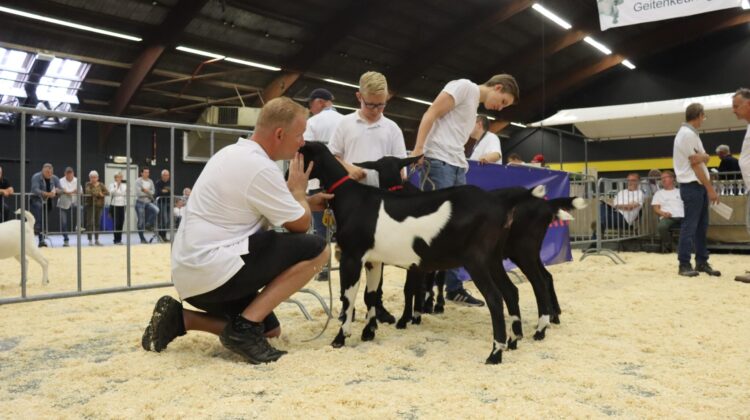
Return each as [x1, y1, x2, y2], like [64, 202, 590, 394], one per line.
[419, 159, 436, 191]
[302, 203, 335, 342]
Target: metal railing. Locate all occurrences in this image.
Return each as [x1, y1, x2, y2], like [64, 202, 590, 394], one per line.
[0, 105, 330, 321]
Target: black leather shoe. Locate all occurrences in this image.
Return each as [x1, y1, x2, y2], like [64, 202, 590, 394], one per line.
[695, 263, 721, 277]
[678, 264, 699, 277]
[220, 315, 286, 364]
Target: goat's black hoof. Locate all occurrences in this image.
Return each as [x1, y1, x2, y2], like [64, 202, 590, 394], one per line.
[361, 327, 375, 342]
[533, 328, 547, 341]
[376, 306, 396, 325]
[507, 338, 518, 350]
[423, 299, 434, 314]
[434, 304, 444, 314]
[396, 318, 409, 329]
[551, 314, 561, 324]
[411, 315, 421, 325]
[331, 330, 346, 348]
[512, 320, 523, 338]
[485, 350, 503, 365]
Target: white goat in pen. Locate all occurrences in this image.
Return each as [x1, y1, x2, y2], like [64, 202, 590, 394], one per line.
[0, 210, 49, 285]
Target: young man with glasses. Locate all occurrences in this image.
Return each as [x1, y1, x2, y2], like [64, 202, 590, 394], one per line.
[327, 71, 406, 324]
[409, 74, 519, 307]
[598, 173, 645, 233]
[673, 103, 721, 277]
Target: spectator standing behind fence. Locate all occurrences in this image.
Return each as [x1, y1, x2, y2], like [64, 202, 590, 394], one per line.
[643, 168, 662, 197]
[651, 170, 684, 253]
[467, 115, 502, 165]
[0, 165, 14, 222]
[84, 170, 108, 246]
[182, 187, 191, 202]
[108, 172, 127, 245]
[303, 87, 344, 282]
[732, 88, 750, 283]
[715, 145, 740, 173]
[58, 167, 81, 247]
[409, 73, 519, 308]
[135, 168, 159, 243]
[673, 103, 721, 278]
[30, 163, 60, 247]
[155, 169, 171, 242]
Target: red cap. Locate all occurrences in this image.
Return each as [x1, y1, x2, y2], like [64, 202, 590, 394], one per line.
[532, 154, 545, 163]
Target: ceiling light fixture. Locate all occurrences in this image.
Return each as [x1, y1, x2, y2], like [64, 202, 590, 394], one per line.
[323, 78, 360, 89]
[404, 97, 433, 106]
[0, 5, 142, 42]
[742, 0, 749, 9]
[531, 3, 572, 30]
[510, 122, 527, 128]
[176, 46, 225, 59]
[621, 59, 636, 70]
[583, 36, 612, 55]
[224, 57, 281, 71]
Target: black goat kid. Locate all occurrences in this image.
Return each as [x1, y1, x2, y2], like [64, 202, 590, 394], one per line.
[356, 155, 586, 343]
[300, 142, 536, 364]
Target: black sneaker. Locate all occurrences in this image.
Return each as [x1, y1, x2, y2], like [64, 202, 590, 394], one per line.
[220, 315, 287, 364]
[678, 264, 699, 277]
[695, 263, 721, 277]
[446, 288, 485, 307]
[142, 295, 186, 352]
[316, 270, 330, 282]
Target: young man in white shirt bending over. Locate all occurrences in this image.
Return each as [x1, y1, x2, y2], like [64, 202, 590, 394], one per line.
[672, 103, 721, 277]
[410, 74, 519, 307]
[327, 71, 406, 323]
[142, 97, 332, 364]
[651, 170, 684, 253]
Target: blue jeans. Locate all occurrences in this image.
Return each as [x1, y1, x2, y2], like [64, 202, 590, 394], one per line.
[30, 199, 49, 238]
[677, 182, 709, 266]
[135, 201, 159, 239]
[60, 206, 77, 241]
[422, 158, 467, 292]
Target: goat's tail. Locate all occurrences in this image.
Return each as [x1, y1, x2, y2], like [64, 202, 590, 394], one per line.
[547, 197, 587, 221]
[14, 209, 36, 227]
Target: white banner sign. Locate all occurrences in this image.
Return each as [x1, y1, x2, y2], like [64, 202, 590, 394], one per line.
[598, 0, 743, 30]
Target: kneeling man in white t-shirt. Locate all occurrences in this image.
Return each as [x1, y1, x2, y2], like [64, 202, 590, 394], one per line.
[142, 97, 332, 364]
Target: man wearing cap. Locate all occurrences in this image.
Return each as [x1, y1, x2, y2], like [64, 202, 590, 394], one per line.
[58, 167, 81, 247]
[531, 154, 546, 167]
[303, 88, 344, 282]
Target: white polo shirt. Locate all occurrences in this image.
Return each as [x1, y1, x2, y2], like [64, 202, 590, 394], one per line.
[673, 123, 709, 184]
[424, 79, 480, 169]
[614, 189, 644, 225]
[172, 139, 305, 299]
[304, 107, 345, 190]
[468, 131, 502, 164]
[739, 124, 750, 195]
[328, 110, 407, 186]
[652, 188, 684, 219]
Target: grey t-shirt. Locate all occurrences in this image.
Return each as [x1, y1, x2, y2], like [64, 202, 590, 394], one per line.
[135, 177, 155, 203]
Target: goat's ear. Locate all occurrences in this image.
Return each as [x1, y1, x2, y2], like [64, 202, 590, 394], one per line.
[399, 155, 423, 169]
[354, 160, 379, 170]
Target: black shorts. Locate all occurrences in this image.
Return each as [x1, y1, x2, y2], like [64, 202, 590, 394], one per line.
[186, 230, 326, 332]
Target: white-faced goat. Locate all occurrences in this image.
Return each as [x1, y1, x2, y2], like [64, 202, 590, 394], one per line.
[0, 210, 49, 285]
[355, 155, 586, 344]
[300, 142, 540, 364]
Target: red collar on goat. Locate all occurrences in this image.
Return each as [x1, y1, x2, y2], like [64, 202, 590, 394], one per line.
[388, 185, 404, 192]
[327, 175, 350, 193]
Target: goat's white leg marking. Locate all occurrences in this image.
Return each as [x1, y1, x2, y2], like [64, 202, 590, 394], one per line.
[492, 340, 508, 355]
[364, 263, 382, 322]
[342, 280, 360, 337]
[537, 314, 550, 332]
